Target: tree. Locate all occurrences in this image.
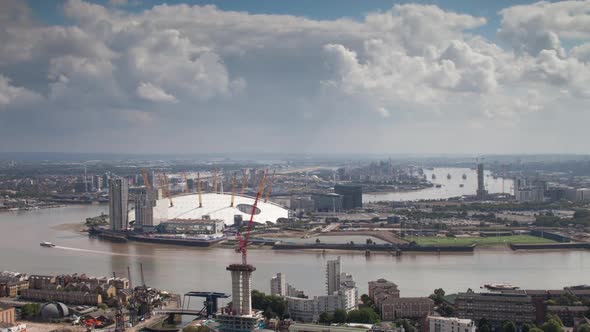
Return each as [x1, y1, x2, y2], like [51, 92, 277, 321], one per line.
[577, 324, 590, 332]
[316, 238, 321, 244]
[501, 321, 517, 332]
[366, 238, 373, 245]
[478, 318, 491, 332]
[97, 303, 108, 310]
[333, 309, 347, 323]
[21, 303, 40, 320]
[541, 319, 564, 332]
[347, 308, 380, 324]
[183, 327, 199, 332]
[528, 328, 544, 332]
[319, 312, 333, 325]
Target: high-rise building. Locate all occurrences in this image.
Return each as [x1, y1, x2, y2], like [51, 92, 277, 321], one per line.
[218, 263, 262, 332]
[109, 177, 128, 231]
[476, 163, 487, 200]
[334, 184, 362, 210]
[227, 264, 255, 316]
[270, 273, 286, 297]
[134, 188, 157, 231]
[326, 257, 341, 295]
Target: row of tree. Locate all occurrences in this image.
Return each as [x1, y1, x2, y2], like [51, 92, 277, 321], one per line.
[318, 307, 380, 325]
[477, 315, 590, 332]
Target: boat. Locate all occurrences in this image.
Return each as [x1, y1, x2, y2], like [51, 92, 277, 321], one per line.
[40, 242, 55, 248]
[431, 174, 436, 180]
[447, 173, 451, 180]
[483, 283, 519, 291]
[462, 173, 467, 180]
[435, 184, 442, 188]
[459, 184, 464, 187]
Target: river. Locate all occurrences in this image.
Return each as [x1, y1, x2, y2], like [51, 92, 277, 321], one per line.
[364, 167, 514, 202]
[0, 169, 588, 300]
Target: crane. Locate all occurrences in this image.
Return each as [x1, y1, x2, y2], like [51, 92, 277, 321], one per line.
[157, 173, 164, 198]
[213, 171, 218, 193]
[183, 172, 189, 193]
[141, 170, 151, 189]
[197, 172, 203, 208]
[230, 173, 237, 207]
[264, 170, 276, 202]
[240, 169, 248, 195]
[163, 173, 173, 207]
[237, 169, 267, 265]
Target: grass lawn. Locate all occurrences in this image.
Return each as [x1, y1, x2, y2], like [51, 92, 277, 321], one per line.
[405, 235, 557, 246]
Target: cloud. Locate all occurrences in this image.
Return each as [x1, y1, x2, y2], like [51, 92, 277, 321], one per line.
[498, 1, 590, 56]
[0, 75, 43, 110]
[137, 82, 177, 103]
[0, 0, 589, 153]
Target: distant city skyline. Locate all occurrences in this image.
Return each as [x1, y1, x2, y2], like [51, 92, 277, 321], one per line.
[1, 0, 589, 154]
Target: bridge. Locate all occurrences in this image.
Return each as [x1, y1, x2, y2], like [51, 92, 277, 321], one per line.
[153, 309, 203, 316]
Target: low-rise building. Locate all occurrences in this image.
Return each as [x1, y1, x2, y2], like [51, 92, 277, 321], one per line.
[0, 305, 15, 325]
[368, 279, 399, 307]
[0, 322, 26, 332]
[454, 291, 535, 328]
[381, 297, 434, 320]
[546, 306, 590, 327]
[28, 275, 56, 290]
[0, 281, 29, 298]
[428, 316, 476, 332]
[289, 323, 373, 332]
[20, 289, 102, 305]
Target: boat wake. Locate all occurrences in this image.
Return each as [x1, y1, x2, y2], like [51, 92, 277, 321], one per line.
[53, 246, 144, 257]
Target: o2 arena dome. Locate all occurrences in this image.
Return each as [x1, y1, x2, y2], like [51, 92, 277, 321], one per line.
[131, 192, 289, 226]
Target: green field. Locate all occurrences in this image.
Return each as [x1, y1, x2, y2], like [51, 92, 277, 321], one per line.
[405, 235, 557, 246]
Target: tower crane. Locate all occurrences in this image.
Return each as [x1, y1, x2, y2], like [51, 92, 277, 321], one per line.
[163, 173, 173, 207]
[264, 170, 276, 202]
[183, 172, 189, 193]
[240, 169, 248, 195]
[197, 172, 203, 208]
[236, 169, 267, 265]
[213, 171, 218, 193]
[230, 173, 237, 207]
[141, 170, 151, 189]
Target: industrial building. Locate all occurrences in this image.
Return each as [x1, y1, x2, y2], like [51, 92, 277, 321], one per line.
[334, 184, 362, 210]
[109, 177, 129, 231]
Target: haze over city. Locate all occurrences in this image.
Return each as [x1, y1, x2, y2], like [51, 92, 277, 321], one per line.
[1, 0, 590, 154]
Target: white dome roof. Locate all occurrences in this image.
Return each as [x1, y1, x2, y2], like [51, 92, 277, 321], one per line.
[131, 193, 289, 226]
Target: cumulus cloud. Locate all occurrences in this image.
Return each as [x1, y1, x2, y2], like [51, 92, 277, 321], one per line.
[137, 82, 177, 103]
[0, 75, 43, 110]
[0, 0, 589, 153]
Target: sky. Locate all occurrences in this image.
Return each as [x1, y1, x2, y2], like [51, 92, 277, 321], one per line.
[0, 0, 589, 155]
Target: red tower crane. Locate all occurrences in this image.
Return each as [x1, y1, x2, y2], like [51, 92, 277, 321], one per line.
[236, 169, 267, 265]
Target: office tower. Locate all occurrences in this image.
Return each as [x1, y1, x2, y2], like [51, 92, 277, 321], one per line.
[109, 177, 128, 231]
[334, 184, 362, 210]
[476, 163, 487, 200]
